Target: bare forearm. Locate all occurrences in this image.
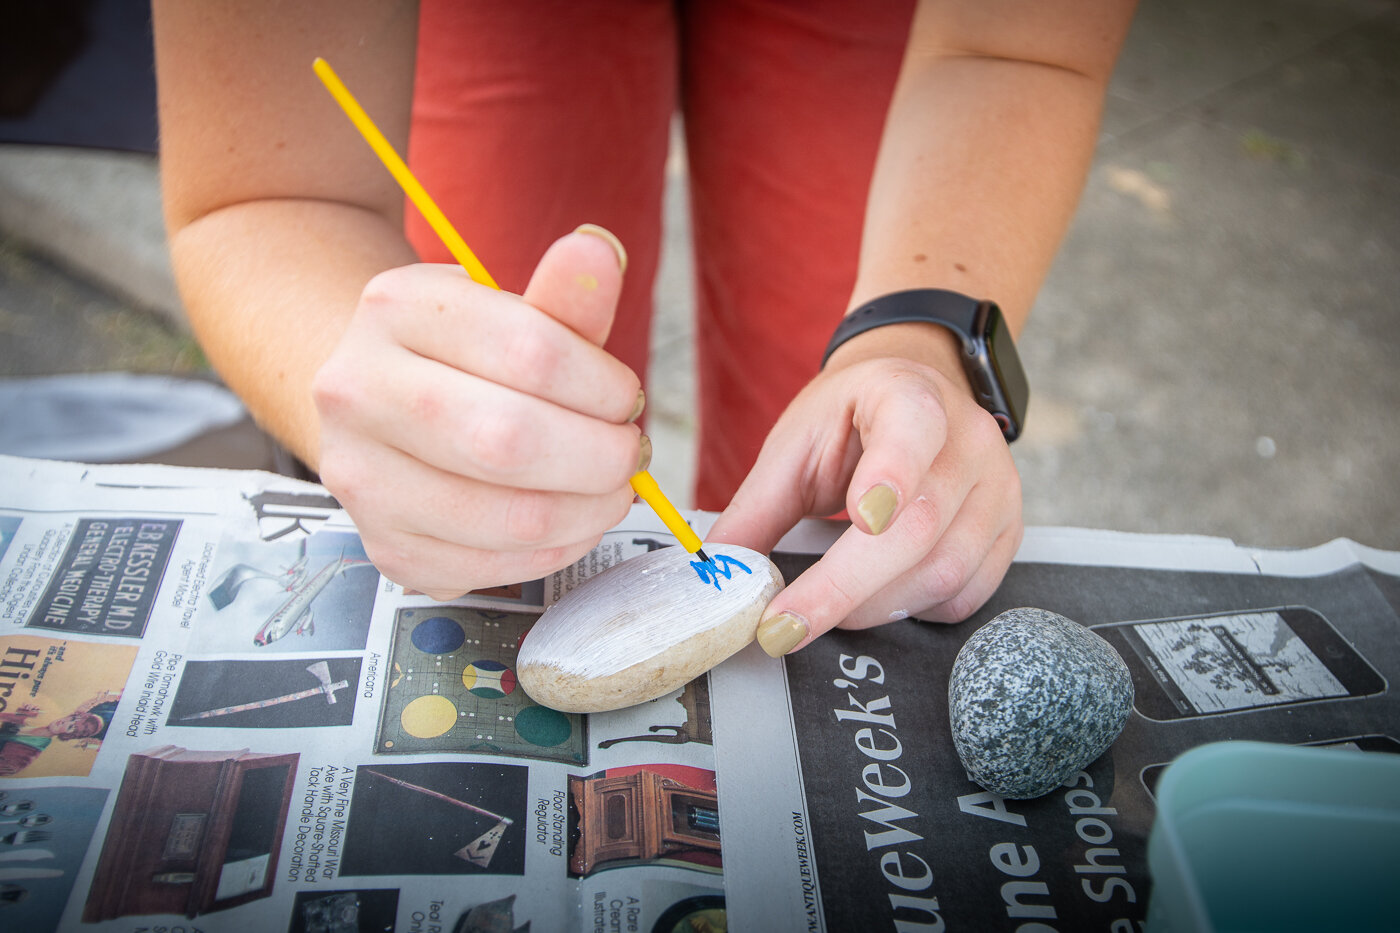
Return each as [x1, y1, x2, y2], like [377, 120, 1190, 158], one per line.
[169, 200, 417, 466]
[152, 0, 419, 465]
[852, 0, 1136, 337]
[854, 60, 1105, 335]
[832, 57, 1108, 383]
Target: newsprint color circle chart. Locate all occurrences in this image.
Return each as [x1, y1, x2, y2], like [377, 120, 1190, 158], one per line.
[375, 606, 588, 764]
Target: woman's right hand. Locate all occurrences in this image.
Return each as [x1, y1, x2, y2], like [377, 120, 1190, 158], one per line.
[312, 228, 645, 599]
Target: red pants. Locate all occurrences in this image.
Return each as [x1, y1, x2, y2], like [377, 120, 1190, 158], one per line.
[409, 0, 914, 510]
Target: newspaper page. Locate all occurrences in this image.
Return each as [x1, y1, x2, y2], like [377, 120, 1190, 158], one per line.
[4, 454, 1398, 933]
[713, 525, 1400, 931]
[0, 455, 728, 933]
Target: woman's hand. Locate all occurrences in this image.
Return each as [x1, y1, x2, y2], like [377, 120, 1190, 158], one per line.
[707, 332, 1023, 655]
[312, 229, 646, 599]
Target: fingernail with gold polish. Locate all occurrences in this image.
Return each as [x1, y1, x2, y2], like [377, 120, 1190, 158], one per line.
[575, 223, 628, 274]
[857, 483, 898, 535]
[757, 611, 808, 657]
[636, 435, 653, 474]
[628, 389, 646, 424]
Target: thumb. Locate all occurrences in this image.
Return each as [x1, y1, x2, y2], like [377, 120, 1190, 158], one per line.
[521, 224, 628, 347]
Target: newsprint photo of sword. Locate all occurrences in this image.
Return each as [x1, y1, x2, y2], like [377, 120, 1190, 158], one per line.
[362, 769, 513, 868]
[179, 662, 349, 721]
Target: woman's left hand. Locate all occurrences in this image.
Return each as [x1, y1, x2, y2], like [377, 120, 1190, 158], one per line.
[706, 345, 1023, 656]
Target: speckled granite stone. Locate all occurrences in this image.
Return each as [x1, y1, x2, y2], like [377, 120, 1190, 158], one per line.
[948, 607, 1133, 799]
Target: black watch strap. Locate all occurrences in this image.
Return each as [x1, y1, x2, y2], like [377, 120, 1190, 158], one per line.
[821, 288, 1028, 442]
[821, 289, 984, 369]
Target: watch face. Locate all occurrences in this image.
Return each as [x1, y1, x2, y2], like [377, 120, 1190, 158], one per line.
[978, 304, 1029, 441]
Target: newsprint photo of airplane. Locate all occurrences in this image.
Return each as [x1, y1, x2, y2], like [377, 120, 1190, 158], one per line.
[207, 537, 376, 647]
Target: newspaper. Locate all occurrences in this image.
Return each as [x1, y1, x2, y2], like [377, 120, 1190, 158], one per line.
[1, 454, 1397, 932]
[714, 528, 1400, 931]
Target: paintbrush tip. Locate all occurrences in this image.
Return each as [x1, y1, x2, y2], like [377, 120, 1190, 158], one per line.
[694, 547, 712, 564]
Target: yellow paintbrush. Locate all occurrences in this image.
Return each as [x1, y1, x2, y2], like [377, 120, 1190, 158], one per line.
[312, 57, 711, 564]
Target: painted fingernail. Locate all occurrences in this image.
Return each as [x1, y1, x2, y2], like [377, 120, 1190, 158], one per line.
[857, 483, 898, 535]
[757, 611, 808, 657]
[575, 223, 628, 274]
[637, 435, 653, 474]
[628, 389, 646, 424]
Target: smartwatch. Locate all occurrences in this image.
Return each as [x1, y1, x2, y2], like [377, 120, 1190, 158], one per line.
[821, 289, 1029, 441]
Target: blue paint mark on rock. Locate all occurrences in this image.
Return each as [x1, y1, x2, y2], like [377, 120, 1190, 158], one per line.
[691, 553, 752, 591]
[948, 607, 1133, 799]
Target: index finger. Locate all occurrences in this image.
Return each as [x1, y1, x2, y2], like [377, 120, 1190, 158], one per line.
[754, 489, 960, 656]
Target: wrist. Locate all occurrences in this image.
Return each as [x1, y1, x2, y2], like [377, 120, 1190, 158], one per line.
[821, 289, 1029, 441]
[822, 319, 973, 395]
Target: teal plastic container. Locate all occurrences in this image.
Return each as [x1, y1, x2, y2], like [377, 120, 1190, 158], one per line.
[1147, 741, 1400, 932]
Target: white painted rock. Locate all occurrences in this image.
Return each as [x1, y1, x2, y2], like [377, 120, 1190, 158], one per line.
[517, 544, 784, 713]
[948, 607, 1133, 798]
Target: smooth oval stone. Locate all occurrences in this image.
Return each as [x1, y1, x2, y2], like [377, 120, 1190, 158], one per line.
[517, 544, 784, 713]
[948, 607, 1133, 799]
